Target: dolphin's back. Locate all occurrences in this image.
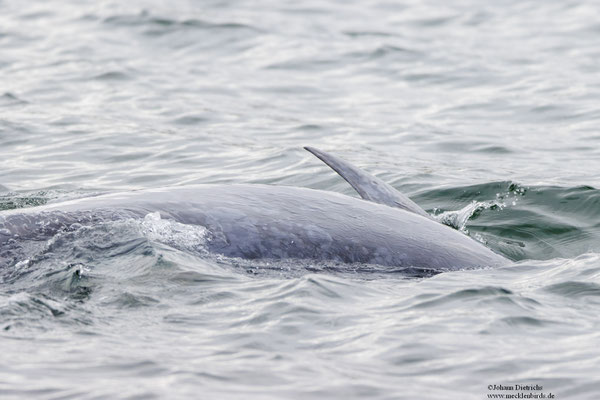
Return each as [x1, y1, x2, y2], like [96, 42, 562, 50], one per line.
[1, 185, 506, 272]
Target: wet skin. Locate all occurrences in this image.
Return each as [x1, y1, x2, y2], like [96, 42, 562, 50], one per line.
[1, 184, 507, 272]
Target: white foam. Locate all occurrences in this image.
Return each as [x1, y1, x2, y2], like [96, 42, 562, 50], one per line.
[138, 212, 209, 253]
[434, 200, 494, 233]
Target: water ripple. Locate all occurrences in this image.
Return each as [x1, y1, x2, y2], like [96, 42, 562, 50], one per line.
[2, 0, 600, 398]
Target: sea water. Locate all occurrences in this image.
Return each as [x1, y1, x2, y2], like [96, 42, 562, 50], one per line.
[1, 1, 599, 399]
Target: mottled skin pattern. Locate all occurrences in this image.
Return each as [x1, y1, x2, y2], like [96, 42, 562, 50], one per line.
[1, 185, 508, 271]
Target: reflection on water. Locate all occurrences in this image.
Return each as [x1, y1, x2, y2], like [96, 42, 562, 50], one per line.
[1, 0, 600, 399]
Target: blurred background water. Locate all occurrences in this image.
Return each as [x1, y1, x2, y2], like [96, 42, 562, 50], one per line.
[1, 0, 600, 399]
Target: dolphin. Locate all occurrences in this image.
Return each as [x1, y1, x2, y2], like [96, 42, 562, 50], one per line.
[0, 147, 508, 273]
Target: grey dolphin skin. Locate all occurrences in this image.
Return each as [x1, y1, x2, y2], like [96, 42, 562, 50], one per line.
[0, 148, 508, 273]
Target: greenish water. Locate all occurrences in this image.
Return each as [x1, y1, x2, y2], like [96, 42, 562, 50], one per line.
[1, 0, 600, 399]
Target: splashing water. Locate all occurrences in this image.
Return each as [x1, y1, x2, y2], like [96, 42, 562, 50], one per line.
[138, 212, 209, 254]
[1, 0, 600, 398]
[434, 183, 527, 234]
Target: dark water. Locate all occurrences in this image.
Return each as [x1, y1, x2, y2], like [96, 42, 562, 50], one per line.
[1, 1, 600, 399]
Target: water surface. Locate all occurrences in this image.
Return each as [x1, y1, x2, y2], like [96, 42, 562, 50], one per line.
[1, 0, 599, 399]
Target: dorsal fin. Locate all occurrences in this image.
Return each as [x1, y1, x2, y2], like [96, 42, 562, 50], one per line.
[304, 146, 430, 218]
